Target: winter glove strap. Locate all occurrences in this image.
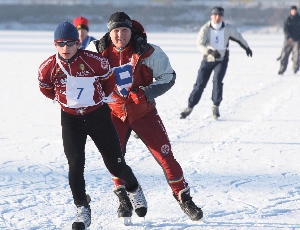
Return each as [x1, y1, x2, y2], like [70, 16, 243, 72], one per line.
[130, 88, 147, 104]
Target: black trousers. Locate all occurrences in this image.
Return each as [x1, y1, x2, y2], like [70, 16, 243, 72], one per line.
[61, 104, 137, 202]
[188, 59, 228, 108]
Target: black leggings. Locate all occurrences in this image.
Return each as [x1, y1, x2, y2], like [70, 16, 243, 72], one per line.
[61, 104, 137, 202]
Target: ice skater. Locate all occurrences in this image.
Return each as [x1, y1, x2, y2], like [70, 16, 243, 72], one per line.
[180, 7, 252, 120]
[38, 21, 146, 229]
[87, 12, 203, 222]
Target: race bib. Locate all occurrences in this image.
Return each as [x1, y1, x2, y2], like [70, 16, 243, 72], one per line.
[66, 76, 96, 108]
[56, 54, 101, 108]
[210, 29, 225, 50]
[113, 63, 133, 96]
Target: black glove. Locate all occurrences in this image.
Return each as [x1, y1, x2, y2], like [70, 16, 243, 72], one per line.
[208, 49, 221, 59]
[246, 47, 252, 57]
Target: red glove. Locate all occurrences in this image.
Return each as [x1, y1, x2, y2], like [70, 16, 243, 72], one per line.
[130, 88, 147, 104]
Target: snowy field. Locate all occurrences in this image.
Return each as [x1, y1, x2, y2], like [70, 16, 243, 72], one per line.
[0, 29, 300, 229]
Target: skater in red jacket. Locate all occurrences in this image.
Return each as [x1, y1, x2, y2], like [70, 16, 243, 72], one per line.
[87, 12, 203, 222]
[38, 21, 146, 229]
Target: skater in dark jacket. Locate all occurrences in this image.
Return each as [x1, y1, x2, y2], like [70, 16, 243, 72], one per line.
[87, 12, 203, 222]
[278, 5, 300, 75]
[180, 7, 252, 120]
[38, 21, 146, 229]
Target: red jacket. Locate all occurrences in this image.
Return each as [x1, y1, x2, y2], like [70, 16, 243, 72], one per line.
[104, 43, 155, 123]
[87, 20, 175, 124]
[38, 49, 115, 115]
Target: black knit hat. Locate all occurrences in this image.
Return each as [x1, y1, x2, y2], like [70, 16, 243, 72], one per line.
[107, 12, 132, 32]
[291, 5, 297, 11]
[54, 21, 79, 41]
[211, 7, 224, 16]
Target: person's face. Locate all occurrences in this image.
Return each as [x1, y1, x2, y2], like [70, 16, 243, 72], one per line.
[290, 9, 297, 16]
[109, 27, 131, 49]
[211, 14, 223, 24]
[54, 40, 80, 59]
[78, 28, 88, 42]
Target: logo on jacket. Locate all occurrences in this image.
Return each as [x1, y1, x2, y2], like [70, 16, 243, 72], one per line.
[79, 64, 85, 71]
[101, 58, 109, 70]
[60, 78, 67, 84]
[161, 144, 170, 155]
[56, 67, 65, 76]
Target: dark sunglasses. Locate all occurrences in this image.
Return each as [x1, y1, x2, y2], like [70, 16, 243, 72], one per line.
[55, 40, 78, 47]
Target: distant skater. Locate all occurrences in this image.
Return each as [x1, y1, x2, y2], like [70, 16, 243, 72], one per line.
[73, 16, 96, 49]
[278, 5, 300, 75]
[180, 7, 252, 120]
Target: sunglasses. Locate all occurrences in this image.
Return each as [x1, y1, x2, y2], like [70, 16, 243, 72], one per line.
[55, 40, 78, 47]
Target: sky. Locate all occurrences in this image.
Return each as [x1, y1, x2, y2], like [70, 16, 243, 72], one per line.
[0, 29, 299, 229]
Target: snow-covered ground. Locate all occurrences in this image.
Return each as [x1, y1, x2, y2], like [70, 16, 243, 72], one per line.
[0, 29, 299, 229]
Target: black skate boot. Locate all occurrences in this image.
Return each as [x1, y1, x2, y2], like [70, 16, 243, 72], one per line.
[180, 107, 193, 119]
[114, 185, 133, 225]
[212, 105, 220, 120]
[278, 70, 284, 75]
[126, 184, 147, 217]
[294, 68, 298, 74]
[174, 187, 203, 221]
[72, 194, 91, 230]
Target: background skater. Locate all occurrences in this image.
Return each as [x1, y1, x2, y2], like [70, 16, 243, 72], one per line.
[180, 7, 252, 120]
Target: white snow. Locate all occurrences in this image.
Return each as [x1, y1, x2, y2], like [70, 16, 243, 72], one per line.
[0, 29, 299, 229]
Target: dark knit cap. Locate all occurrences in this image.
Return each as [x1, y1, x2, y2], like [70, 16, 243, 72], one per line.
[107, 12, 132, 32]
[211, 7, 224, 16]
[291, 5, 297, 11]
[54, 21, 79, 41]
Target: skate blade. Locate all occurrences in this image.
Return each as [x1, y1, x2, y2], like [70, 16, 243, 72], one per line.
[122, 217, 132, 226]
[197, 217, 204, 223]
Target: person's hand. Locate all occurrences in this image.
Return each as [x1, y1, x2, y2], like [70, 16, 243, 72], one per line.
[130, 88, 147, 104]
[288, 37, 294, 43]
[246, 47, 252, 57]
[208, 49, 221, 58]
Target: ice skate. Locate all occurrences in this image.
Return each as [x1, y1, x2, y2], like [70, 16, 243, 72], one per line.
[180, 107, 193, 119]
[127, 184, 147, 217]
[114, 185, 133, 225]
[212, 105, 220, 120]
[72, 194, 91, 230]
[294, 68, 298, 74]
[175, 187, 203, 221]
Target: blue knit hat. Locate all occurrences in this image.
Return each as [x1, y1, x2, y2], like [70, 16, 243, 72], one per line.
[54, 21, 79, 41]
